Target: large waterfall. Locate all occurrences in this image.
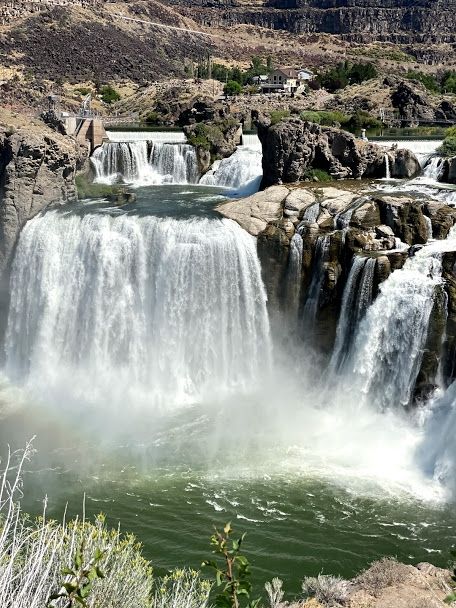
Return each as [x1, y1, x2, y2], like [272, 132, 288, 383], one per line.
[5, 210, 271, 408]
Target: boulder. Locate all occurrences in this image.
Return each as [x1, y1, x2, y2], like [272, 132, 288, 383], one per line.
[256, 118, 420, 187]
[0, 117, 85, 282]
[215, 185, 289, 236]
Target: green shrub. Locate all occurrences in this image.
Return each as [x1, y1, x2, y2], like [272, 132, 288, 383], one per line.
[100, 85, 121, 104]
[405, 70, 440, 92]
[144, 111, 160, 125]
[269, 110, 290, 125]
[76, 86, 91, 96]
[304, 168, 333, 182]
[317, 61, 377, 92]
[300, 110, 323, 124]
[347, 110, 383, 130]
[224, 80, 242, 96]
[438, 136, 456, 157]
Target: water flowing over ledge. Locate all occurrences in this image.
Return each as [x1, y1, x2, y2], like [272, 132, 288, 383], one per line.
[5, 210, 271, 409]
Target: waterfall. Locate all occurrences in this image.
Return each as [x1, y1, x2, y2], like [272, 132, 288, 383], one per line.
[199, 147, 262, 194]
[149, 143, 200, 184]
[384, 153, 391, 179]
[423, 156, 444, 181]
[106, 130, 187, 143]
[5, 210, 271, 408]
[286, 233, 304, 319]
[91, 142, 200, 186]
[380, 139, 442, 167]
[330, 256, 376, 373]
[424, 215, 433, 241]
[300, 203, 320, 226]
[346, 238, 456, 411]
[418, 381, 456, 496]
[91, 141, 151, 184]
[301, 235, 330, 325]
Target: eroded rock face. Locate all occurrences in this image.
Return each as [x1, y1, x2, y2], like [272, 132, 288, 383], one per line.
[217, 183, 456, 397]
[0, 119, 85, 286]
[257, 119, 420, 187]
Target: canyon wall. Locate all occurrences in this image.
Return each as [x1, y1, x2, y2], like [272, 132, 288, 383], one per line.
[174, 0, 456, 43]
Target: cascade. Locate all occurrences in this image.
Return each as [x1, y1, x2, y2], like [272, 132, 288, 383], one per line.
[381, 140, 442, 167]
[330, 256, 376, 374]
[286, 233, 304, 319]
[91, 142, 200, 186]
[5, 211, 271, 408]
[424, 215, 433, 241]
[106, 130, 187, 143]
[423, 156, 444, 181]
[345, 235, 456, 412]
[199, 147, 263, 194]
[149, 143, 200, 185]
[300, 203, 320, 226]
[91, 141, 151, 184]
[384, 153, 391, 179]
[301, 235, 330, 327]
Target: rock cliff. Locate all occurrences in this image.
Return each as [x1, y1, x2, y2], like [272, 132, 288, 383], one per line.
[216, 183, 456, 399]
[175, 0, 456, 44]
[256, 118, 420, 187]
[0, 113, 85, 291]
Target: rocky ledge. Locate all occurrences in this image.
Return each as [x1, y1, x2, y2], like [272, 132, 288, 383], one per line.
[298, 558, 452, 608]
[0, 111, 86, 287]
[216, 183, 456, 398]
[256, 118, 420, 188]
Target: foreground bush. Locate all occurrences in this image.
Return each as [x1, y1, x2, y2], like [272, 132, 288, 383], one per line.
[0, 442, 210, 608]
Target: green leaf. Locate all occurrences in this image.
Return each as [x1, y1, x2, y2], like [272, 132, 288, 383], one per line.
[95, 566, 105, 579]
[75, 549, 83, 570]
[74, 596, 88, 607]
[61, 567, 75, 576]
[63, 582, 78, 594]
[216, 570, 223, 586]
[80, 582, 93, 598]
[223, 522, 232, 535]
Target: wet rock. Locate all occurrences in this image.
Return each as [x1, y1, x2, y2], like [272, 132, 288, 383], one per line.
[424, 201, 456, 238]
[375, 195, 429, 245]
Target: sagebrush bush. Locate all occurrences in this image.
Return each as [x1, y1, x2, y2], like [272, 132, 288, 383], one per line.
[302, 574, 350, 606]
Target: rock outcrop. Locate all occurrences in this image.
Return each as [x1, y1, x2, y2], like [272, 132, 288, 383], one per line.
[256, 118, 420, 188]
[217, 183, 456, 398]
[0, 114, 85, 287]
[184, 118, 242, 172]
[176, 0, 456, 44]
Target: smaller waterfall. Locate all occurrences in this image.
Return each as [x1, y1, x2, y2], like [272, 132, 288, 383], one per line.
[424, 156, 444, 181]
[330, 256, 376, 373]
[347, 232, 456, 412]
[199, 147, 262, 194]
[301, 235, 331, 325]
[91, 141, 151, 184]
[91, 142, 200, 186]
[300, 203, 320, 225]
[384, 153, 391, 179]
[286, 233, 304, 319]
[149, 143, 200, 185]
[424, 215, 433, 241]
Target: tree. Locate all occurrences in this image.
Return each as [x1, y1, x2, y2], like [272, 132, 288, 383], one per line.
[224, 80, 242, 96]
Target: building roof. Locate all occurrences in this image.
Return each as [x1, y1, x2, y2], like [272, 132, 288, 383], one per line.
[272, 67, 299, 78]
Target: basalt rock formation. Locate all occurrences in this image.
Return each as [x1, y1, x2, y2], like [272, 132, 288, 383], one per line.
[217, 183, 456, 397]
[0, 114, 85, 286]
[174, 0, 456, 44]
[256, 118, 420, 188]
